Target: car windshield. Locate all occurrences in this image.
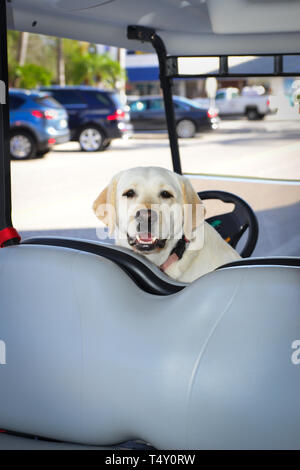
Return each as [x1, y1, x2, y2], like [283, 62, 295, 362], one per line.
[174, 96, 205, 109]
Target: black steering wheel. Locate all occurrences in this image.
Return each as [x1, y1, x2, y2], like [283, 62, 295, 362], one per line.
[198, 190, 259, 258]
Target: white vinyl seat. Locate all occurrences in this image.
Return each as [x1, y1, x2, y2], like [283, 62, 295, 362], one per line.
[0, 241, 299, 448]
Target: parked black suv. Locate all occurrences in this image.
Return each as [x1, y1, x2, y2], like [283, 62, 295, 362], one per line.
[40, 86, 133, 151]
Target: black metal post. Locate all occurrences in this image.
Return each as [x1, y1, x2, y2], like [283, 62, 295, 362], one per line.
[150, 34, 182, 174]
[0, 0, 12, 230]
[274, 55, 283, 75]
[127, 26, 182, 174]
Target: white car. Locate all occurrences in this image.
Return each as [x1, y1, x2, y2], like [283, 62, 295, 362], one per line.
[195, 87, 272, 120]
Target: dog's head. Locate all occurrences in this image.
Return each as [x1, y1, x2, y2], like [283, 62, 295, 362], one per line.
[93, 167, 205, 254]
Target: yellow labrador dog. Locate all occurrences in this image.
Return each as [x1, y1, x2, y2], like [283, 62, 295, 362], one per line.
[93, 167, 240, 282]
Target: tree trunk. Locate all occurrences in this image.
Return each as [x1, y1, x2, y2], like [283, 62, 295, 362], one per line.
[117, 48, 126, 104]
[17, 32, 29, 66]
[56, 38, 65, 86]
[14, 32, 29, 86]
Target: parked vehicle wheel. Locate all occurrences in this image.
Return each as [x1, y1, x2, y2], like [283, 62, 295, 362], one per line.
[78, 126, 106, 151]
[176, 119, 196, 138]
[103, 139, 112, 150]
[10, 130, 36, 160]
[246, 108, 260, 120]
[36, 148, 50, 158]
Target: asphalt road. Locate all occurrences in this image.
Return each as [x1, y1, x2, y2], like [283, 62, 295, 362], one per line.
[11, 116, 300, 256]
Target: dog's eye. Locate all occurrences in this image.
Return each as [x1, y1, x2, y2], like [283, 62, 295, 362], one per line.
[123, 189, 136, 198]
[160, 190, 173, 199]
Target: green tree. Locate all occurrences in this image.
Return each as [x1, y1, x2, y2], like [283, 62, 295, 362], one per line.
[8, 31, 55, 87]
[64, 40, 126, 88]
[15, 64, 52, 88]
[7, 32, 125, 90]
[7, 30, 19, 85]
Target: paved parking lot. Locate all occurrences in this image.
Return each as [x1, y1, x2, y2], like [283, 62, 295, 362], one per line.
[11, 116, 300, 256]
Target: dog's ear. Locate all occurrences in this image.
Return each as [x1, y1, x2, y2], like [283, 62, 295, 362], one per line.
[93, 175, 119, 235]
[181, 177, 206, 240]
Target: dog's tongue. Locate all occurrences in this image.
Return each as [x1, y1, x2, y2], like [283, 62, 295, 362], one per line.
[139, 232, 154, 242]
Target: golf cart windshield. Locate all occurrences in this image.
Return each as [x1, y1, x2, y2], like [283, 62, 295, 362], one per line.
[1, 0, 299, 257]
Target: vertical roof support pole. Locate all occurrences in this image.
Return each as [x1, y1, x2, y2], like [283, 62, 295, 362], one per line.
[0, 0, 20, 247]
[127, 26, 182, 174]
[150, 34, 182, 175]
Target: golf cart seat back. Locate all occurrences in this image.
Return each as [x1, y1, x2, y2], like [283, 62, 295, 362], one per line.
[199, 190, 259, 258]
[22, 237, 187, 295]
[0, 242, 299, 449]
[21, 237, 299, 296]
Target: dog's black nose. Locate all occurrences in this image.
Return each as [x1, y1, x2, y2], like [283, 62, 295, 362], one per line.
[135, 209, 158, 224]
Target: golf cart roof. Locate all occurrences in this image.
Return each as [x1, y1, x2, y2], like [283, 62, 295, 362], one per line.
[7, 0, 300, 56]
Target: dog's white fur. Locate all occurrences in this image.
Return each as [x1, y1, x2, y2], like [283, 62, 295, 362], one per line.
[93, 167, 240, 282]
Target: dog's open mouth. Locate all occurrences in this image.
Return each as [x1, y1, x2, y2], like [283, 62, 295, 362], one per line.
[127, 233, 167, 252]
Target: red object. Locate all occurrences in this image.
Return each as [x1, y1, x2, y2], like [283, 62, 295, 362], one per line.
[48, 138, 56, 145]
[0, 430, 6, 433]
[31, 110, 44, 119]
[0, 227, 21, 248]
[207, 108, 218, 119]
[31, 109, 57, 120]
[107, 109, 125, 121]
[267, 98, 270, 107]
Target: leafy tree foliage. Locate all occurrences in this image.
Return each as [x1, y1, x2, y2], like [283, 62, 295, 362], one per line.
[15, 64, 52, 88]
[7, 31, 125, 90]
